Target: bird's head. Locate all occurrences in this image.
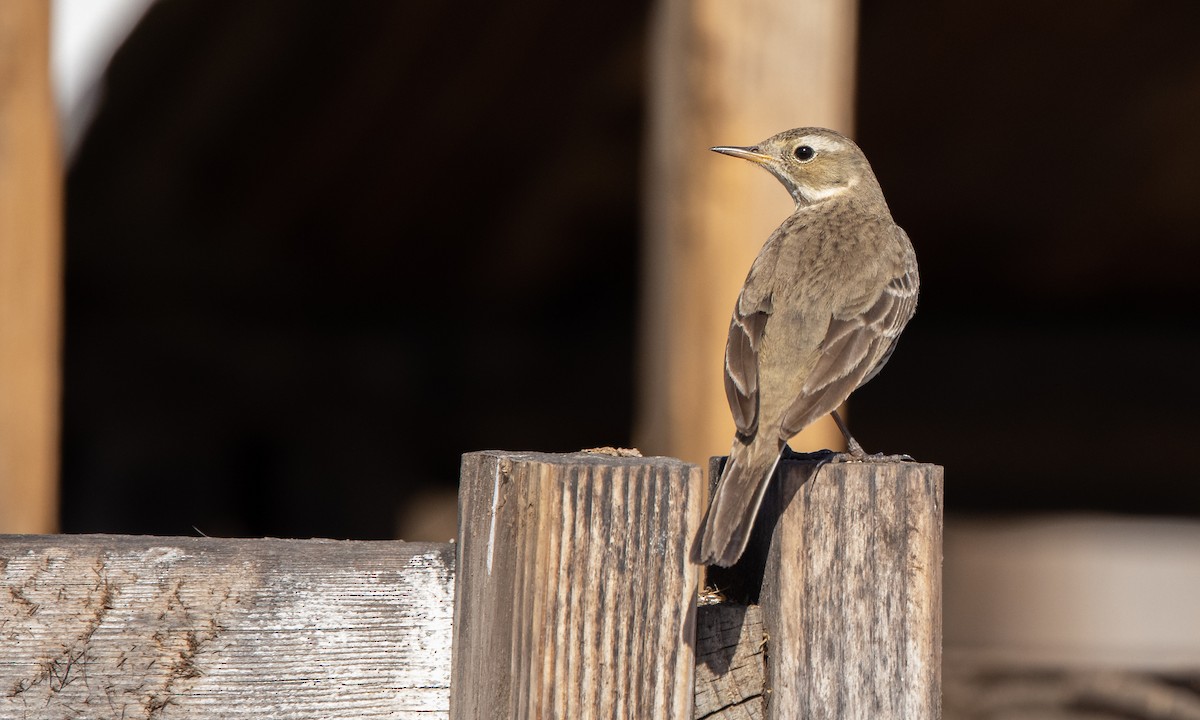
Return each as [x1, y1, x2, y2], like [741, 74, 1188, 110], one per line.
[711, 127, 882, 207]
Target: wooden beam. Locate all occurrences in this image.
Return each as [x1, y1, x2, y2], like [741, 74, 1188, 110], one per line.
[694, 603, 766, 718]
[0, 0, 61, 533]
[758, 459, 942, 719]
[0, 535, 453, 718]
[451, 451, 704, 720]
[638, 0, 860, 467]
[703, 457, 942, 718]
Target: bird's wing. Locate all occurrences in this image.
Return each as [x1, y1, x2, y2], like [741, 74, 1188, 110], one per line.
[859, 241, 919, 387]
[723, 239, 781, 437]
[778, 234, 918, 439]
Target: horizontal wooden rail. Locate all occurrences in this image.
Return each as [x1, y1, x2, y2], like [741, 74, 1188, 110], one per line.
[0, 535, 453, 718]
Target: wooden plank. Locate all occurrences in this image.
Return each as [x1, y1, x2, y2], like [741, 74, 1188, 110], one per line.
[0, 535, 453, 719]
[451, 451, 704, 720]
[694, 603, 766, 719]
[945, 516, 1200, 669]
[638, 0, 859, 466]
[754, 459, 943, 720]
[0, 0, 61, 533]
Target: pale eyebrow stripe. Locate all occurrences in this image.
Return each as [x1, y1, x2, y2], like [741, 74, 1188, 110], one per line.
[798, 135, 844, 154]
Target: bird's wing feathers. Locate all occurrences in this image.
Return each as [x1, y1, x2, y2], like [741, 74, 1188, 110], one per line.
[724, 309, 768, 436]
[859, 251, 919, 387]
[724, 220, 918, 444]
[778, 232, 919, 439]
[723, 240, 780, 437]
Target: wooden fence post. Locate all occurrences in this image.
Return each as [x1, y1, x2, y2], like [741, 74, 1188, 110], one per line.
[451, 450, 705, 720]
[702, 457, 943, 719]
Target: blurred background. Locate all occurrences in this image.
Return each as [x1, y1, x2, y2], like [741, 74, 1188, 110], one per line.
[2, 0, 1199, 715]
[38, 0, 1200, 539]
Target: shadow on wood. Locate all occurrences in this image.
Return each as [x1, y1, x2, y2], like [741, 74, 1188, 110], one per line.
[705, 456, 944, 720]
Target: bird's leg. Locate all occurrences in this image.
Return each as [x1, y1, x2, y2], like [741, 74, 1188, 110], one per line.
[831, 410, 867, 458]
[825, 410, 915, 464]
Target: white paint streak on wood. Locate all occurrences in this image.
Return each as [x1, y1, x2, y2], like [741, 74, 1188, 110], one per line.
[487, 460, 501, 576]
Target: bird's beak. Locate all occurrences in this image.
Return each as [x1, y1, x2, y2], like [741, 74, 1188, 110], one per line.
[710, 145, 772, 165]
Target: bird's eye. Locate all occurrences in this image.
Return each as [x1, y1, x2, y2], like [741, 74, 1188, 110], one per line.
[794, 145, 816, 162]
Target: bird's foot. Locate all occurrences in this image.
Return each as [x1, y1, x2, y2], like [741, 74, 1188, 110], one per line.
[825, 412, 915, 463]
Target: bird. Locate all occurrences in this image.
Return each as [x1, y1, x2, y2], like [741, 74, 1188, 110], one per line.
[696, 127, 919, 567]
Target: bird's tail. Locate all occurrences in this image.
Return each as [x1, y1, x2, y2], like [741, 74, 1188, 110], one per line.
[696, 438, 784, 567]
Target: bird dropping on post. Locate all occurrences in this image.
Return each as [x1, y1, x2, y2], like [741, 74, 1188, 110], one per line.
[697, 128, 919, 567]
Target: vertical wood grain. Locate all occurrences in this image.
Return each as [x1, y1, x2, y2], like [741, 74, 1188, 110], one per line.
[452, 451, 705, 720]
[759, 460, 943, 719]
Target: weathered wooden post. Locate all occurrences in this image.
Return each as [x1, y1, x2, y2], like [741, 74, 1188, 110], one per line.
[699, 457, 944, 720]
[451, 450, 705, 720]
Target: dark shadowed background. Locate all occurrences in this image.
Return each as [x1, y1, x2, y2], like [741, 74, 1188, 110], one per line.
[61, 0, 1200, 538]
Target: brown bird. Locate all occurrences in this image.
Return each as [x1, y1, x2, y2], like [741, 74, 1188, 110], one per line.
[697, 127, 919, 567]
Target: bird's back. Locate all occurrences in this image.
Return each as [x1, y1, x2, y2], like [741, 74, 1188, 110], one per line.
[750, 200, 917, 444]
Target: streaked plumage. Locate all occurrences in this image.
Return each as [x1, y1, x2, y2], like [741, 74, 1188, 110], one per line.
[697, 128, 919, 567]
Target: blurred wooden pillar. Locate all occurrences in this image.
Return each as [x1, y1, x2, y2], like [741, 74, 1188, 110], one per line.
[638, 0, 859, 466]
[0, 1, 61, 532]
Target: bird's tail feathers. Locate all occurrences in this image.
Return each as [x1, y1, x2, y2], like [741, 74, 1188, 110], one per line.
[696, 440, 784, 567]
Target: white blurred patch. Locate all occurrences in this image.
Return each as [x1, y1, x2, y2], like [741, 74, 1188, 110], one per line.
[52, 0, 158, 160]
